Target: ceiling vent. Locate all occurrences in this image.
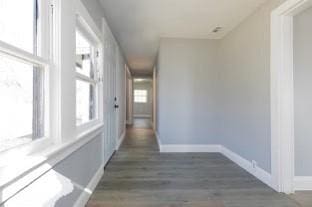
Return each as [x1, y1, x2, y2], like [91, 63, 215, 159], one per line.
[212, 27, 222, 33]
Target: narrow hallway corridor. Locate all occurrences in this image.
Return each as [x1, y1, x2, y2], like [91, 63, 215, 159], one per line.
[86, 128, 300, 207]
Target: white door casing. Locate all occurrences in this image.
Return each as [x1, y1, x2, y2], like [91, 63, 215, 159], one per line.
[271, 0, 312, 193]
[102, 18, 117, 164]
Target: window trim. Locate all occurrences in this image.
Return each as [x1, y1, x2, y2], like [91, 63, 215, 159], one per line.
[0, 40, 50, 67]
[75, 8, 103, 136]
[0, 0, 105, 203]
[0, 0, 52, 152]
[0, 0, 55, 201]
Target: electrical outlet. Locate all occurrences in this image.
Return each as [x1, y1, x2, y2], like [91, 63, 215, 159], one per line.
[252, 160, 258, 169]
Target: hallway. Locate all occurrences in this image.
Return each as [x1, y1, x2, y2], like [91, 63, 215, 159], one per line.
[87, 128, 299, 207]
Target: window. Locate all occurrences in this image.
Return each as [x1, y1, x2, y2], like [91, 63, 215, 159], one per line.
[0, 0, 50, 152]
[134, 90, 148, 103]
[75, 28, 99, 126]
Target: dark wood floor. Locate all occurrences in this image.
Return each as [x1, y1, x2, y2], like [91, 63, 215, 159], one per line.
[132, 117, 152, 129]
[87, 128, 301, 207]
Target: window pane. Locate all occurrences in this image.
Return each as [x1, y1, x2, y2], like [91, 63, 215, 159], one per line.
[0, 54, 44, 152]
[76, 80, 96, 125]
[134, 90, 147, 103]
[76, 31, 94, 78]
[0, 0, 36, 53]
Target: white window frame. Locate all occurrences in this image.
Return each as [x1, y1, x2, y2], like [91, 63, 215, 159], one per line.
[0, 0, 104, 203]
[75, 9, 103, 135]
[0, 0, 55, 202]
[0, 0, 53, 162]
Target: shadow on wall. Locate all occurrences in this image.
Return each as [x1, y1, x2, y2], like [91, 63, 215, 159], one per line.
[1, 135, 102, 207]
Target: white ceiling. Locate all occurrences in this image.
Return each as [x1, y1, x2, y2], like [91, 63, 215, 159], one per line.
[98, 0, 268, 75]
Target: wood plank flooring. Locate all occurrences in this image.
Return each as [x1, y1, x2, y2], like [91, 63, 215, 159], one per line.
[87, 127, 301, 207]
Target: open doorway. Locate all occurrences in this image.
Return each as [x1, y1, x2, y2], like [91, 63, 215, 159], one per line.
[132, 78, 153, 129]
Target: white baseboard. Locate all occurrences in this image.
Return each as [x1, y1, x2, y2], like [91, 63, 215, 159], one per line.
[74, 164, 104, 207]
[133, 114, 151, 118]
[220, 146, 272, 188]
[157, 141, 272, 188]
[294, 176, 312, 191]
[160, 144, 222, 153]
[116, 131, 126, 150]
[155, 132, 162, 150]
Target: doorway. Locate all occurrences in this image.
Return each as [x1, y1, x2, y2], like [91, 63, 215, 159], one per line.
[132, 78, 153, 129]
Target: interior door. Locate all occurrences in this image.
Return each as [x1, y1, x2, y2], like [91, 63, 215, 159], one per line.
[103, 22, 118, 165]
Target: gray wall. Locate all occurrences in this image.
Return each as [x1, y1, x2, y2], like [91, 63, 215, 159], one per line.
[216, 0, 285, 173]
[81, 0, 105, 29]
[126, 72, 133, 123]
[156, 0, 286, 173]
[2, 135, 102, 206]
[157, 38, 219, 145]
[133, 81, 153, 117]
[294, 6, 312, 176]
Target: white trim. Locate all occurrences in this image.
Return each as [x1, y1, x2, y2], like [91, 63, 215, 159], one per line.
[155, 132, 162, 151]
[160, 144, 221, 153]
[220, 146, 272, 188]
[76, 73, 97, 85]
[270, 0, 312, 194]
[0, 40, 50, 67]
[152, 67, 157, 131]
[74, 164, 104, 207]
[0, 124, 104, 203]
[116, 131, 126, 150]
[75, 1, 104, 136]
[294, 176, 312, 191]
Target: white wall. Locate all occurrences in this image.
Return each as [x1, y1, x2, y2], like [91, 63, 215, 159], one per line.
[133, 80, 153, 118]
[294, 6, 312, 176]
[157, 38, 219, 145]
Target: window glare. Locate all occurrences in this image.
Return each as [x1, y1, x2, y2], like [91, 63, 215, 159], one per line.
[134, 90, 147, 103]
[76, 80, 96, 125]
[76, 30, 93, 78]
[0, 55, 34, 152]
[0, 0, 36, 53]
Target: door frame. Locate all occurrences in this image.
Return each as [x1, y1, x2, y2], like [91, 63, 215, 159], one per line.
[271, 0, 312, 194]
[102, 17, 118, 164]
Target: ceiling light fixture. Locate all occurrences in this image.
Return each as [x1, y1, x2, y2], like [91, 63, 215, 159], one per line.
[212, 27, 222, 33]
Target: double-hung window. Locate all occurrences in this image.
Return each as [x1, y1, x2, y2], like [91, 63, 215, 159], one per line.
[0, 0, 51, 153]
[75, 22, 100, 126]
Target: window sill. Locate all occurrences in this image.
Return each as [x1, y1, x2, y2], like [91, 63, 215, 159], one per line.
[0, 123, 104, 204]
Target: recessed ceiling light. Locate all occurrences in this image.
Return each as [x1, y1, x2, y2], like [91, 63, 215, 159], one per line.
[212, 27, 223, 33]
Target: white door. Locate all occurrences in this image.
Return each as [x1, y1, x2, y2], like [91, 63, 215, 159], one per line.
[103, 22, 118, 165]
